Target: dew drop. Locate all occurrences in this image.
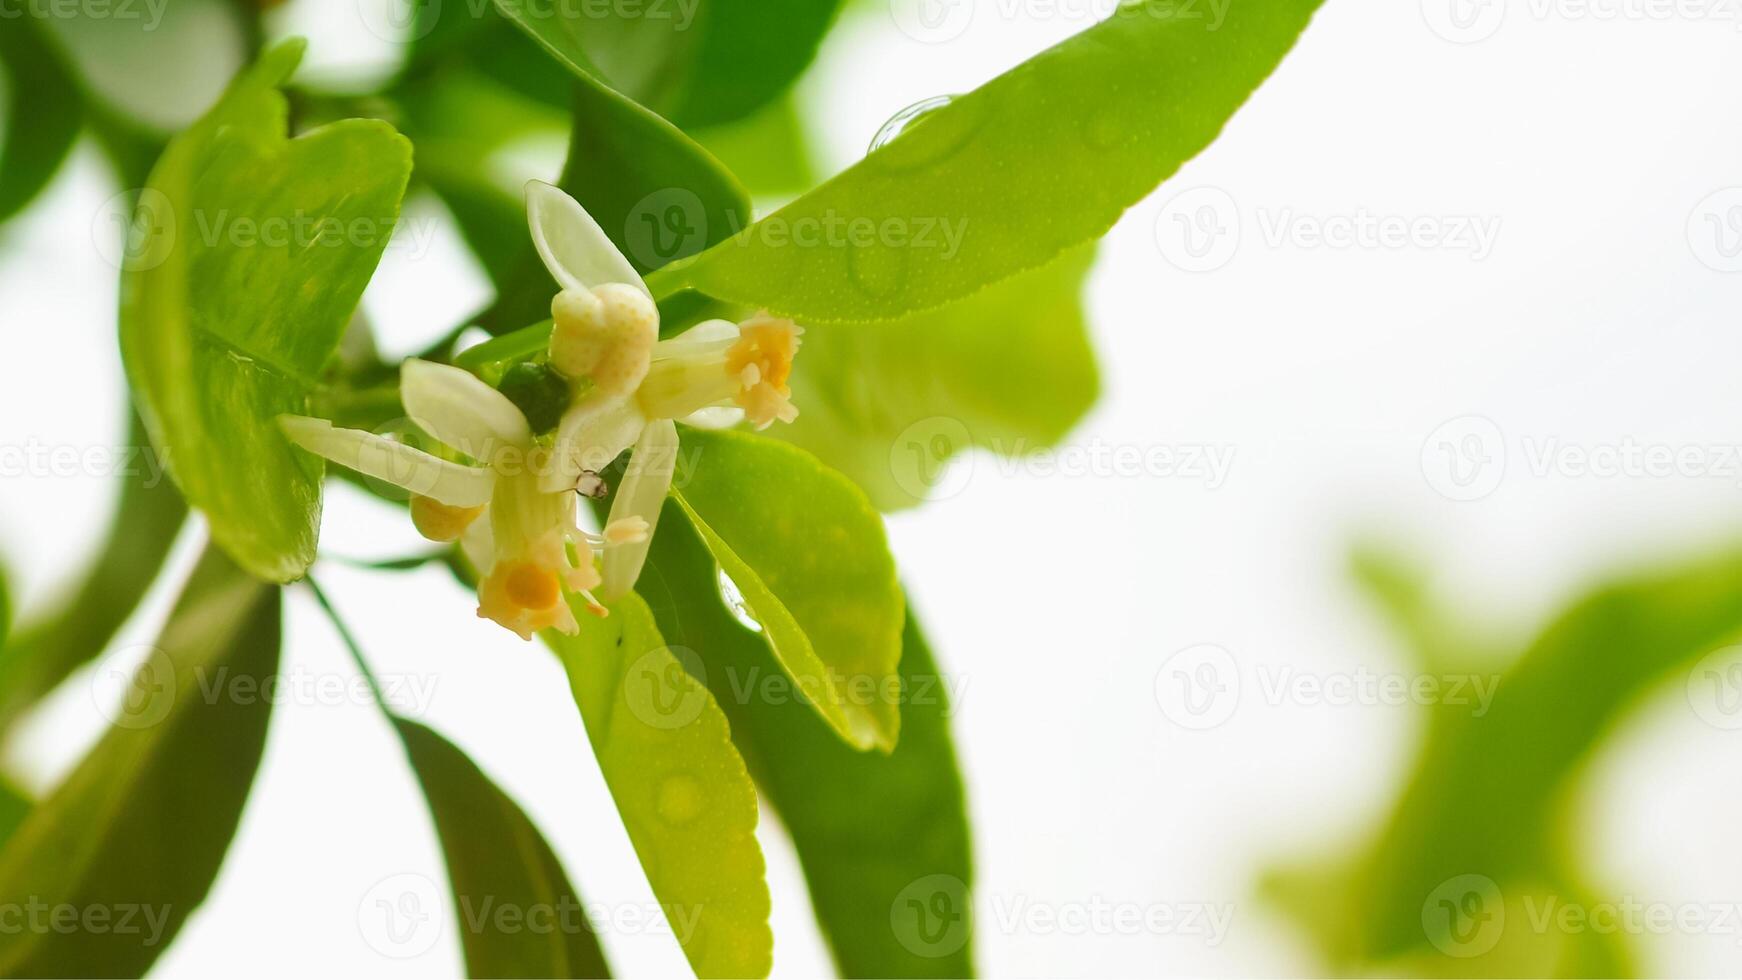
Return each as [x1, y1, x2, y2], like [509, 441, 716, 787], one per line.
[717, 567, 763, 633]
[868, 95, 958, 154]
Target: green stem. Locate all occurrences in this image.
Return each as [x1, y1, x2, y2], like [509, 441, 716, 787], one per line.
[303, 576, 390, 713]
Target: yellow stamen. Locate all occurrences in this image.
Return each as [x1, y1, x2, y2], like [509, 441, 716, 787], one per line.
[725, 314, 802, 428]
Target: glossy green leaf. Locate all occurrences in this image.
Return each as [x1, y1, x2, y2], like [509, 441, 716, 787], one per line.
[0, 545, 280, 977]
[0, 412, 186, 733]
[777, 246, 1097, 511]
[118, 41, 413, 582]
[0, 11, 82, 222]
[544, 591, 771, 978]
[648, 0, 1326, 321]
[396, 718, 611, 979]
[638, 508, 975, 975]
[672, 428, 903, 751]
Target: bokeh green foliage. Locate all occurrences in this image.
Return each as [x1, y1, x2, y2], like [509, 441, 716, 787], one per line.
[1267, 544, 1742, 977]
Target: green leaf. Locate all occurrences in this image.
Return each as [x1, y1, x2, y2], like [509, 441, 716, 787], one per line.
[395, 718, 611, 979]
[638, 509, 976, 975]
[118, 41, 413, 582]
[648, 0, 1325, 321]
[544, 591, 772, 978]
[1271, 547, 1742, 974]
[658, 0, 845, 129]
[0, 10, 82, 222]
[693, 93, 817, 199]
[671, 428, 903, 751]
[0, 544, 280, 977]
[557, 80, 751, 276]
[0, 776, 27, 853]
[483, 0, 751, 330]
[777, 245, 1097, 511]
[400, 66, 570, 287]
[497, 0, 841, 129]
[0, 412, 186, 733]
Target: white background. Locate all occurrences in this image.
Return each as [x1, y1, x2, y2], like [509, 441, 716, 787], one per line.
[5, 0, 1742, 975]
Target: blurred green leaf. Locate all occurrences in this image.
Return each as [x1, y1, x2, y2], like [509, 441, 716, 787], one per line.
[0, 544, 280, 977]
[0, 776, 26, 853]
[777, 245, 1097, 511]
[657, 0, 845, 129]
[694, 94, 817, 199]
[0, 413, 186, 733]
[496, 0, 841, 128]
[119, 41, 413, 581]
[544, 591, 772, 978]
[396, 718, 611, 979]
[1273, 547, 1742, 976]
[0, 10, 82, 223]
[648, 0, 1325, 321]
[638, 508, 976, 975]
[673, 428, 903, 751]
[400, 67, 569, 287]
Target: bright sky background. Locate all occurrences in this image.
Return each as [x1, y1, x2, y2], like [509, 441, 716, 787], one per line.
[4, 0, 1742, 975]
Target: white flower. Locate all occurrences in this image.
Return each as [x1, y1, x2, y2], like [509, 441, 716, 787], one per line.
[524, 181, 804, 597]
[278, 359, 645, 640]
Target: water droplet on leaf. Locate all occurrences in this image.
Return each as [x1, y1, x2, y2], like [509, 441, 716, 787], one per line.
[868, 95, 957, 153]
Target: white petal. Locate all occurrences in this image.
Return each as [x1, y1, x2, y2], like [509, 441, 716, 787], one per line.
[400, 359, 531, 461]
[525, 180, 649, 298]
[538, 396, 648, 493]
[679, 406, 745, 429]
[657, 318, 739, 352]
[602, 419, 678, 599]
[278, 415, 494, 508]
[460, 507, 496, 575]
